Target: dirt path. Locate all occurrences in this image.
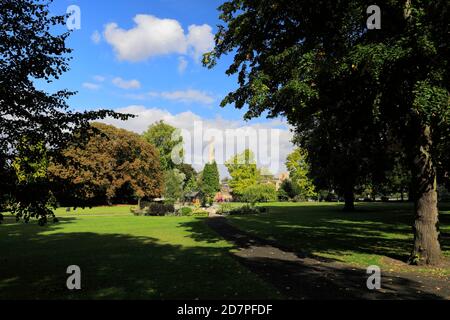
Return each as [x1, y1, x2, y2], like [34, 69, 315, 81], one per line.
[206, 215, 450, 300]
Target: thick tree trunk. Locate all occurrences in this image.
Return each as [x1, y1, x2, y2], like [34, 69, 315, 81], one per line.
[343, 188, 355, 212]
[409, 125, 442, 265]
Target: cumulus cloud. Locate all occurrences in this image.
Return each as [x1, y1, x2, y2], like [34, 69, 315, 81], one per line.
[103, 14, 214, 63]
[82, 82, 101, 90]
[112, 77, 141, 89]
[186, 24, 215, 61]
[100, 105, 294, 177]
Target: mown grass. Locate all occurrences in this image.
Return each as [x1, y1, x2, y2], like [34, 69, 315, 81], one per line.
[229, 202, 450, 276]
[0, 208, 281, 300]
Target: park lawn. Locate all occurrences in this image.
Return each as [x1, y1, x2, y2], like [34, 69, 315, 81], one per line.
[0, 209, 281, 300]
[228, 202, 450, 277]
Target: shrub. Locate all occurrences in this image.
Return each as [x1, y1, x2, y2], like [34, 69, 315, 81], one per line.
[229, 204, 262, 215]
[179, 207, 193, 216]
[292, 195, 307, 202]
[242, 184, 277, 205]
[192, 208, 208, 217]
[0, 213, 3, 224]
[145, 203, 175, 216]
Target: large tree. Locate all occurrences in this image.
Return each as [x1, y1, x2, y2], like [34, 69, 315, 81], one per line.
[200, 161, 220, 200]
[142, 121, 184, 171]
[163, 169, 185, 203]
[205, 1, 449, 265]
[0, 0, 129, 221]
[49, 123, 163, 206]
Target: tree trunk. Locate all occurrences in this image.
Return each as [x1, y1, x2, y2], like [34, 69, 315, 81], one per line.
[409, 125, 442, 265]
[343, 188, 355, 212]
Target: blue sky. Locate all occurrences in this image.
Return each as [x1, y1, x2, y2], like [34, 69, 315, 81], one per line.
[43, 0, 243, 119]
[39, 0, 293, 176]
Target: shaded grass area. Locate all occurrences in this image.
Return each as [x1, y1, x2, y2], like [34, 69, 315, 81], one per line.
[228, 202, 450, 276]
[53, 205, 134, 216]
[0, 213, 281, 300]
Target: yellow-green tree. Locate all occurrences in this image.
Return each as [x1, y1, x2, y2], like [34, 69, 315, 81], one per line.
[286, 148, 316, 200]
[225, 150, 260, 197]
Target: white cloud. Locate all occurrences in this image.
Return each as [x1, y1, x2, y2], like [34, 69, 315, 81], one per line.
[91, 30, 101, 44]
[103, 14, 214, 62]
[82, 82, 101, 90]
[186, 24, 214, 61]
[178, 57, 188, 74]
[100, 105, 294, 177]
[112, 77, 141, 89]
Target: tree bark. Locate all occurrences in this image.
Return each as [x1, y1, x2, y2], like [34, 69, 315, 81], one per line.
[343, 188, 355, 212]
[409, 125, 442, 265]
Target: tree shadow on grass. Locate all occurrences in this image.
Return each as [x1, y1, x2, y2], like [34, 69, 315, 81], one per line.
[234, 255, 445, 300]
[0, 217, 278, 300]
[222, 203, 450, 264]
[181, 215, 449, 300]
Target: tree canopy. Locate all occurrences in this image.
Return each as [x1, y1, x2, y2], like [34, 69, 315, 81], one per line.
[142, 121, 184, 171]
[49, 123, 163, 206]
[0, 0, 129, 221]
[200, 161, 220, 199]
[206, 0, 449, 265]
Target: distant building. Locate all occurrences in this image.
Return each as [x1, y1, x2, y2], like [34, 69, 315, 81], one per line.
[215, 183, 233, 202]
[275, 172, 290, 190]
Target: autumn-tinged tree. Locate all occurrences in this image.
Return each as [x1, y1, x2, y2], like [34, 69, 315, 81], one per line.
[205, 0, 449, 265]
[0, 0, 129, 222]
[49, 123, 163, 206]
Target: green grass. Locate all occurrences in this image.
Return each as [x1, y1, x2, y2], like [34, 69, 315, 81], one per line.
[229, 202, 450, 276]
[0, 207, 281, 300]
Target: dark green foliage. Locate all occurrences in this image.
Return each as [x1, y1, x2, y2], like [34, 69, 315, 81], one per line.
[163, 169, 185, 203]
[145, 203, 175, 216]
[132, 202, 175, 216]
[0, 0, 130, 223]
[228, 205, 266, 215]
[178, 163, 197, 185]
[279, 180, 299, 200]
[200, 161, 220, 198]
[205, 0, 449, 263]
[277, 188, 289, 202]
